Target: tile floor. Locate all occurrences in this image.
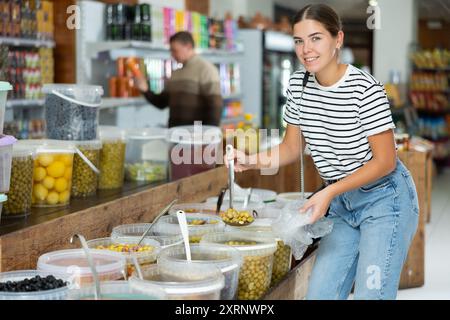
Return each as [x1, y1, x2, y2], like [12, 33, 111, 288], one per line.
[396, 168, 450, 300]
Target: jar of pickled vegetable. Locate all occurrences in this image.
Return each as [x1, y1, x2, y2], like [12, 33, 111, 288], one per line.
[98, 126, 126, 190]
[71, 140, 102, 197]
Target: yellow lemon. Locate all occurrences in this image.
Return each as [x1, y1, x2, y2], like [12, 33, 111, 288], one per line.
[54, 178, 68, 192]
[38, 154, 54, 167]
[33, 183, 48, 201]
[47, 161, 65, 178]
[42, 176, 55, 190]
[46, 191, 59, 205]
[59, 154, 73, 167]
[59, 190, 70, 204]
[64, 167, 73, 180]
[33, 167, 47, 182]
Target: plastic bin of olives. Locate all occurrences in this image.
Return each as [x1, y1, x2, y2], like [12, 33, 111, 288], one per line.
[71, 140, 102, 197]
[111, 223, 183, 249]
[152, 214, 225, 244]
[87, 237, 161, 277]
[201, 231, 277, 300]
[98, 126, 126, 190]
[3, 145, 34, 217]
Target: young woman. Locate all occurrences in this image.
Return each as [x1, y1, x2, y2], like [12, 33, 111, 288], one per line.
[226, 4, 419, 300]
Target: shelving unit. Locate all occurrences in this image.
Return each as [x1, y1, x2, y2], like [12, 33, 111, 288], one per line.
[0, 37, 55, 48]
[6, 99, 45, 109]
[76, 1, 246, 130]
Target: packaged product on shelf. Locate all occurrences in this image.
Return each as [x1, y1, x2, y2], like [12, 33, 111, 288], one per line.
[98, 126, 126, 190]
[71, 140, 102, 197]
[43, 84, 103, 140]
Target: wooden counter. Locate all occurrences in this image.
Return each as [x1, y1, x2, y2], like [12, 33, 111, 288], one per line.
[0, 167, 228, 272]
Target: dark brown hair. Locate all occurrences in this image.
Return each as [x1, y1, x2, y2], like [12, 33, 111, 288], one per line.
[292, 4, 342, 37]
[170, 31, 195, 47]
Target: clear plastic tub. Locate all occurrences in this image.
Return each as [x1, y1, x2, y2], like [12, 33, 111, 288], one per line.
[37, 249, 126, 288]
[29, 140, 76, 207]
[168, 202, 218, 215]
[129, 262, 224, 300]
[153, 214, 225, 243]
[0, 194, 7, 222]
[158, 244, 243, 300]
[223, 225, 292, 287]
[0, 81, 12, 134]
[43, 84, 103, 140]
[110, 223, 183, 249]
[206, 198, 266, 214]
[201, 231, 277, 300]
[0, 270, 70, 300]
[72, 140, 102, 197]
[125, 128, 168, 183]
[0, 135, 17, 193]
[167, 125, 222, 181]
[67, 280, 166, 300]
[98, 126, 126, 190]
[3, 144, 34, 217]
[87, 237, 161, 277]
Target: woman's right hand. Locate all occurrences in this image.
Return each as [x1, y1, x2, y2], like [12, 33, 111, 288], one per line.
[224, 147, 256, 172]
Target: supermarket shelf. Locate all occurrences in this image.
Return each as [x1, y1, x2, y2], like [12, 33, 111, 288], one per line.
[100, 97, 149, 109]
[416, 108, 450, 116]
[223, 93, 243, 100]
[422, 136, 449, 143]
[0, 37, 55, 48]
[86, 41, 244, 59]
[221, 115, 245, 124]
[6, 99, 45, 108]
[413, 67, 450, 72]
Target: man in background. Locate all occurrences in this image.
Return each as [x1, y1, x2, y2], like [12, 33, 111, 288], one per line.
[136, 31, 223, 127]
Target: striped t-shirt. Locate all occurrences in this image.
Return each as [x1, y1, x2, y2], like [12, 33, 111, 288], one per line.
[283, 64, 395, 181]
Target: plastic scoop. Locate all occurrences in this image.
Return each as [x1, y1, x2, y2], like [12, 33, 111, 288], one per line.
[176, 210, 191, 261]
[226, 145, 235, 210]
[70, 233, 101, 300]
[75, 147, 100, 175]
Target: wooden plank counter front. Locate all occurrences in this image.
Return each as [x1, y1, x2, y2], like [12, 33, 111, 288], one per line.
[0, 167, 228, 272]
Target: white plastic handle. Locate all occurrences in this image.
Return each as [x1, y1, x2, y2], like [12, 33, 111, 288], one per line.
[75, 148, 100, 175]
[50, 89, 101, 108]
[176, 210, 192, 262]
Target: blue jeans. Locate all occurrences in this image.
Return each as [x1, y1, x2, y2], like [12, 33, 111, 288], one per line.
[306, 159, 419, 300]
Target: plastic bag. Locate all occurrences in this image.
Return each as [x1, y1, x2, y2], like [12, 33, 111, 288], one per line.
[272, 199, 334, 260]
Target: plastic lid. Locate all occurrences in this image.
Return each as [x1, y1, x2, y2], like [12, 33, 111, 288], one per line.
[153, 214, 225, 236]
[12, 143, 35, 157]
[159, 244, 243, 273]
[74, 140, 102, 150]
[42, 84, 103, 107]
[0, 81, 12, 91]
[126, 128, 167, 140]
[37, 249, 126, 276]
[68, 280, 166, 300]
[201, 231, 277, 254]
[0, 194, 8, 203]
[130, 263, 224, 295]
[99, 126, 126, 142]
[167, 125, 222, 145]
[16, 139, 76, 154]
[0, 135, 17, 147]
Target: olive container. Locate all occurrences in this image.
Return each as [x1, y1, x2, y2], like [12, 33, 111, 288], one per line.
[71, 140, 102, 197]
[3, 144, 35, 217]
[98, 126, 126, 190]
[201, 231, 277, 300]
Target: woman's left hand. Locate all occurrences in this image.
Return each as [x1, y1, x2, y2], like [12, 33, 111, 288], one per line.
[300, 188, 335, 224]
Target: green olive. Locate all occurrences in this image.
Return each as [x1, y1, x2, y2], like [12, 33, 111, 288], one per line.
[98, 141, 126, 190]
[4, 156, 34, 216]
[72, 147, 100, 197]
